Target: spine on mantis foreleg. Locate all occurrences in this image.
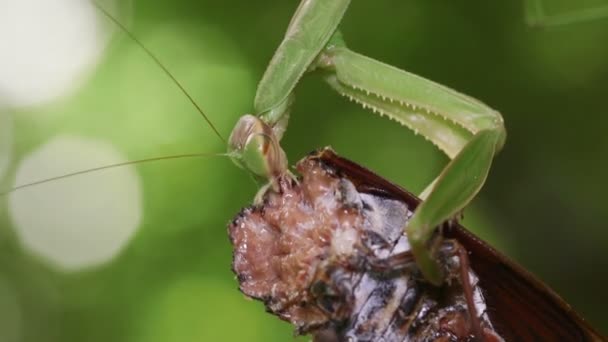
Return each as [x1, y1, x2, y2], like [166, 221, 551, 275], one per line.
[315, 33, 506, 285]
[317, 32, 505, 158]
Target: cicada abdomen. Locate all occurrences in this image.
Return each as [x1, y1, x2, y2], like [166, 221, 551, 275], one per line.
[229, 148, 511, 341]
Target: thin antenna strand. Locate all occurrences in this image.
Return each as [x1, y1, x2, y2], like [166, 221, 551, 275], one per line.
[93, 2, 226, 143]
[2, 152, 227, 195]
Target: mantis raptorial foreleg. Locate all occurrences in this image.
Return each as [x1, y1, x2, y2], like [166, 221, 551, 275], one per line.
[228, 0, 505, 286]
[315, 33, 505, 284]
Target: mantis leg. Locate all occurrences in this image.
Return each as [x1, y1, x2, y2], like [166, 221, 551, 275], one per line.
[406, 130, 502, 284]
[229, 1, 350, 182]
[228, 1, 351, 183]
[316, 35, 506, 285]
[230, 1, 506, 285]
[254, 0, 350, 122]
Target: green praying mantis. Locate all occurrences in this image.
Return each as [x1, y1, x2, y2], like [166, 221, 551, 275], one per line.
[0, 1, 606, 340]
[4, 0, 607, 301]
[227, 0, 504, 286]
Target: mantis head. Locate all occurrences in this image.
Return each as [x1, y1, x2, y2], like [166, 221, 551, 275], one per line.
[228, 114, 288, 187]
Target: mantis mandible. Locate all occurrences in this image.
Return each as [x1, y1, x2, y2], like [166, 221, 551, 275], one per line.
[227, 0, 505, 286]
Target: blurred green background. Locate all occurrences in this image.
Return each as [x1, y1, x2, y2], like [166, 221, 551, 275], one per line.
[1, 0, 607, 340]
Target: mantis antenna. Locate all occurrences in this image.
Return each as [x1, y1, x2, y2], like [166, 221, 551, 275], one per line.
[3, 3, 234, 195]
[93, 1, 225, 143]
[1, 152, 229, 196]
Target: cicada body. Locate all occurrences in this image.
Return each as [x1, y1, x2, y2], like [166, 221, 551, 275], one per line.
[228, 148, 603, 342]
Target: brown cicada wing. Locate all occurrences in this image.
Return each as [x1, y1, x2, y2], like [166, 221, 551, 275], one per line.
[445, 225, 604, 341]
[314, 148, 605, 342]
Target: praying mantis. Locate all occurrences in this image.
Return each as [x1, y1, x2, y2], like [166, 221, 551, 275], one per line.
[1, 0, 607, 340]
[225, 1, 606, 339]
[227, 0, 505, 286]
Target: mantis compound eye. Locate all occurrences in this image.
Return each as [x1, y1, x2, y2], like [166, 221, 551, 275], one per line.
[228, 114, 287, 182]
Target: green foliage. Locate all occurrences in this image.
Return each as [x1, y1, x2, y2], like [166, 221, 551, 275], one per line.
[1, 0, 607, 340]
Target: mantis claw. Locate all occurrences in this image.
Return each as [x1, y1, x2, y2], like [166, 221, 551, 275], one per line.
[314, 35, 505, 285]
[231, 0, 505, 287]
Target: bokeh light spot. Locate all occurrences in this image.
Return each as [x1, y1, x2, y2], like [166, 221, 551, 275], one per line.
[0, 0, 113, 107]
[9, 135, 142, 271]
